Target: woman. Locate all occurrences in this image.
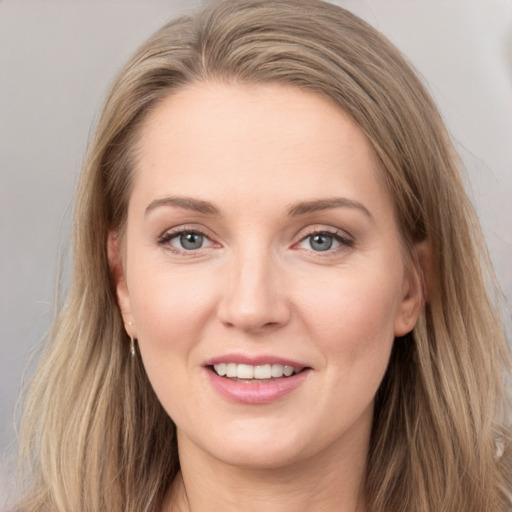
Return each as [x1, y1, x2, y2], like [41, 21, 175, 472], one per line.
[15, 0, 511, 511]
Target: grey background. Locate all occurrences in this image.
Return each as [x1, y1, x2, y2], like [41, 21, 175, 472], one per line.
[1, 0, 511, 500]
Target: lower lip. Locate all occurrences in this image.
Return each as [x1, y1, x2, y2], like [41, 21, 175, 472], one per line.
[206, 368, 310, 405]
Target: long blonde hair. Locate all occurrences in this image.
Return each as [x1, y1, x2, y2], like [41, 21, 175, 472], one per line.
[16, 1, 511, 511]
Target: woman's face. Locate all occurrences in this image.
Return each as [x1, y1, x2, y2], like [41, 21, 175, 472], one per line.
[113, 82, 422, 469]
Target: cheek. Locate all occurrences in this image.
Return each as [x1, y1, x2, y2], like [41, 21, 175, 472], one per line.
[297, 263, 402, 367]
[294, 267, 401, 439]
[126, 265, 219, 419]
[127, 262, 218, 355]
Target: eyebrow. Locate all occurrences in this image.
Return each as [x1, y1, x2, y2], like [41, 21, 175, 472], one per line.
[145, 196, 221, 216]
[287, 197, 373, 221]
[145, 195, 373, 221]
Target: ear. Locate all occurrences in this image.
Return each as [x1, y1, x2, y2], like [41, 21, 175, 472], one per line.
[394, 240, 431, 337]
[108, 231, 136, 338]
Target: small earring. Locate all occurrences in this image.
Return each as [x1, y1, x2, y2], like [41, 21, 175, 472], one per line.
[130, 337, 136, 357]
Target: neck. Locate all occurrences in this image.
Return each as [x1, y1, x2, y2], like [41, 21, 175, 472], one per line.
[163, 424, 370, 512]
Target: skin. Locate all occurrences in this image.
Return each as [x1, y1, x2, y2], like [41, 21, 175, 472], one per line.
[110, 82, 424, 512]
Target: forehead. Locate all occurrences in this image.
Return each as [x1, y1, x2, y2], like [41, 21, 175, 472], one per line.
[132, 81, 390, 217]
[138, 81, 370, 159]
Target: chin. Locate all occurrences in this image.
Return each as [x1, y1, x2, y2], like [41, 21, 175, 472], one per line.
[186, 421, 320, 470]
[213, 443, 307, 470]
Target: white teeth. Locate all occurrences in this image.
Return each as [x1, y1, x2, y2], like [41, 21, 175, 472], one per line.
[283, 365, 294, 377]
[237, 364, 254, 379]
[254, 364, 271, 379]
[215, 362, 227, 376]
[213, 363, 299, 379]
[226, 363, 237, 378]
[271, 364, 284, 377]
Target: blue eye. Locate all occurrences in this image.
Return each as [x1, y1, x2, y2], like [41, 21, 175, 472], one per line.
[160, 230, 212, 251]
[297, 231, 351, 252]
[177, 232, 205, 250]
[309, 233, 335, 251]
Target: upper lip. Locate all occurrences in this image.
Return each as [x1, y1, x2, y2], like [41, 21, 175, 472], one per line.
[203, 354, 309, 368]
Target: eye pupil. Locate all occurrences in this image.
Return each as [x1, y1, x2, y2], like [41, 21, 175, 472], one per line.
[180, 232, 203, 250]
[310, 234, 333, 251]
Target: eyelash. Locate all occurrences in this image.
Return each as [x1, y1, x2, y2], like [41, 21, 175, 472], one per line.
[157, 227, 354, 255]
[157, 228, 215, 254]
[294, 228, 354, 255]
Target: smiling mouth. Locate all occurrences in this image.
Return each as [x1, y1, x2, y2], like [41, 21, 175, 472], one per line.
[211, 363, 304, 380]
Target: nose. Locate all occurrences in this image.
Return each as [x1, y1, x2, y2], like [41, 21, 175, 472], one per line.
[217, 246, 291, 334]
